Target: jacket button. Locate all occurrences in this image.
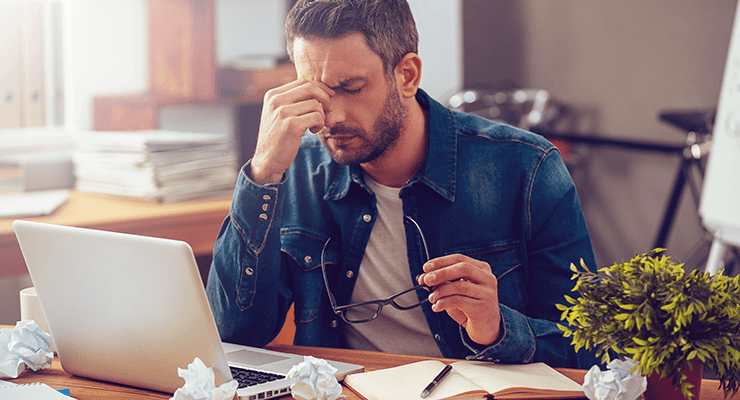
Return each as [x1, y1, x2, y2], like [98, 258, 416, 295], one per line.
[330, 320, 339, 328]
[245, 267, 254, 276]
[304, 255, 312, 264]
[259, 213, 268, 221]
[262, 203, 270, 211]
[346, 270, 354, 279]
[434, 334, 442, 341]
[262, 194, 271, 201]
[363, 214, 372, 222]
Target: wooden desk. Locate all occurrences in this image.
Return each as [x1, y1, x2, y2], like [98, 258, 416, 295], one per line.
[4, 342, 731, 400]
[0, 191, 231, 276]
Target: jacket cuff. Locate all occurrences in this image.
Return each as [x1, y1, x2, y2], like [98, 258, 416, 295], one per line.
[230, 160, 287, 255]
[462, 304, 536, 363]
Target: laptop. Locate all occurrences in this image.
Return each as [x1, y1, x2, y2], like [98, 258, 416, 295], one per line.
[13, 220, 363, 400]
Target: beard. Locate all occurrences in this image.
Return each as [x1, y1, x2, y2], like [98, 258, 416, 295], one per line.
[321, 80, 407, 165]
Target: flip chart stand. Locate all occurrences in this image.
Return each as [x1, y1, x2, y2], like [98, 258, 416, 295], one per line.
[653, 109, 714, 250]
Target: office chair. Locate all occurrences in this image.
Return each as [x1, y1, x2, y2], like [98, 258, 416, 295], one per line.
[445, 86, 573, 163]
[446, 87, 567, 130]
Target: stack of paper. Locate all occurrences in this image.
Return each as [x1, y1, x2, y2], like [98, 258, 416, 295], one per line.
[73, 131, 238, 203]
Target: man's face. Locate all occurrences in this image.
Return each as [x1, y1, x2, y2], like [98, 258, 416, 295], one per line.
[293, 33, 407, 165]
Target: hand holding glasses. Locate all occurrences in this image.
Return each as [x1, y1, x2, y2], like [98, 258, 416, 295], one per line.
[321, 215, 503, 346]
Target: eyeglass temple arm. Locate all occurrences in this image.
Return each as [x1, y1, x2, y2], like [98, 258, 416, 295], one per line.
[404, 215, 430, 261]
[321, 238, 341, 310]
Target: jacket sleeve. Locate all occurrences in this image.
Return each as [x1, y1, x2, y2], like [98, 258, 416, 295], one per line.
[205, 162, 294, 347]
[460, 148, 599, 369]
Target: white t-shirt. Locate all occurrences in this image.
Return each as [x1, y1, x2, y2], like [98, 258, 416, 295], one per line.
[342, 174, 443, 357]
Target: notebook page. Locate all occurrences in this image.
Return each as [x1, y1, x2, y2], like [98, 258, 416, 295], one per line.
[0, 382, 73, 399]
[451, 361, 583, 394]
[0, 190, 70, 218]
[344, 360, 486, 400]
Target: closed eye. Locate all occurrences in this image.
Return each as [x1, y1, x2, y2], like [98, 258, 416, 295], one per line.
[328, 78, 366, 95]
[341, 85, 364, 95]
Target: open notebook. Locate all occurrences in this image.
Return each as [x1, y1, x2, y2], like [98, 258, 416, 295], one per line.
[344, 359, 585, 400]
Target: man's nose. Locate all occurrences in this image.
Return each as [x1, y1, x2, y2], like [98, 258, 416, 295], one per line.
[324, 98, 346, 128]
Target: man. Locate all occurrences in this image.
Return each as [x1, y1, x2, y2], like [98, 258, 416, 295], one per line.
[206, 0, 597, 368]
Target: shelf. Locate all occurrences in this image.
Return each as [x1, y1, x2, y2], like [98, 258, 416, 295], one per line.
[92, 0, 296, 135]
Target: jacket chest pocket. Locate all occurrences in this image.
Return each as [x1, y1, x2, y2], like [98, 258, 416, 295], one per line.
[281, 231, 338, 324]
[447, 240, 528, 312]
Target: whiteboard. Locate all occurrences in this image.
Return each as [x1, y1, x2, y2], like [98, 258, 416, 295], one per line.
[699, 0, 740, 249]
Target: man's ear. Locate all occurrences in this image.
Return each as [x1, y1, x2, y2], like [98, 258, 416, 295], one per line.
[395, 53, 422, 98]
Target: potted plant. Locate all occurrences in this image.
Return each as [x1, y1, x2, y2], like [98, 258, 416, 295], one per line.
[557, 249, 740, 399]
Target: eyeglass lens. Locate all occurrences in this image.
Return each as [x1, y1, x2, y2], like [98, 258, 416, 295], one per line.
[343, 304, 382, 323]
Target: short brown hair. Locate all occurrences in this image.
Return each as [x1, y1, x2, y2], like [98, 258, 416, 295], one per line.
[285, 0, 419, 73]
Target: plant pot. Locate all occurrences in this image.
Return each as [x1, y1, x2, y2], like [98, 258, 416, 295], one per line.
[643, 359, 702, 400]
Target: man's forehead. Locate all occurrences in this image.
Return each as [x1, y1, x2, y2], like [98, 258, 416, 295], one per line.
[293, 34, 382, 84]
[293, 32, 370, 56]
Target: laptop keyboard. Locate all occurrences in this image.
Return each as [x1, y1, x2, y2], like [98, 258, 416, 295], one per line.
[230, 366, 286, 389]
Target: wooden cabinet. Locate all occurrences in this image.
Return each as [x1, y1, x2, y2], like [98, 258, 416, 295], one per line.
[149, 0, 217, 100]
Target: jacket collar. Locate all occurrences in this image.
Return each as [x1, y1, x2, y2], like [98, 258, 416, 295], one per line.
[324, 89, 457, 202]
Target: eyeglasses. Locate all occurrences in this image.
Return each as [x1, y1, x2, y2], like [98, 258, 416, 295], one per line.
[320, 215, 431, 324]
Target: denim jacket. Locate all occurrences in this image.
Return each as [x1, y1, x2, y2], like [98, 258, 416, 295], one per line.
[206, 89, 598, 368]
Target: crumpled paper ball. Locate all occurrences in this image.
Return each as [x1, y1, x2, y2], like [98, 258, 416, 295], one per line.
[583, 358, 647, 400]
[287, 356, 344, 400]
[171, 357, 238, 400]
[0, 320, 54, 379]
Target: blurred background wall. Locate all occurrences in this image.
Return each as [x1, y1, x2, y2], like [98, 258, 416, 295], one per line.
[463, 0, 737, 269]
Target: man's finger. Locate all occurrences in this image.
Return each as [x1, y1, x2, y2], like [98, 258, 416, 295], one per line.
[428, 278, 480, 298]
[421, 262, 484, 287]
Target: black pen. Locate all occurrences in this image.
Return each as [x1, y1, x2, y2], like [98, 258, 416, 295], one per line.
[420, 364, 453, 398]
